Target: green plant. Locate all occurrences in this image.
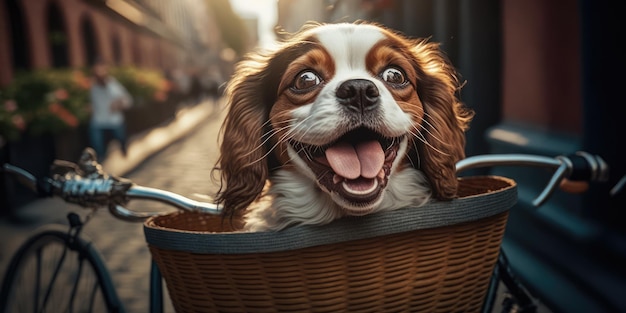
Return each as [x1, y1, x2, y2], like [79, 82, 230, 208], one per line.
[109, 66, 170, 106]
[0, 97, 24, 142]
[0, 69, 90, 141]
[0, 67, 170, 142]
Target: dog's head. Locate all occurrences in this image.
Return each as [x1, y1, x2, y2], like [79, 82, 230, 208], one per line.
[216, 22, 473, 219]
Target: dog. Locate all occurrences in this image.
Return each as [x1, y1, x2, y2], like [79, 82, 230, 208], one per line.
[214, 22, 473, 231]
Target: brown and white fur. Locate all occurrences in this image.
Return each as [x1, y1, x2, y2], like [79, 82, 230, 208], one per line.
[214, 22, 473, 232]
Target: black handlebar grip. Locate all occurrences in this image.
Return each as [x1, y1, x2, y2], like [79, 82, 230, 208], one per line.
[566, 154, 592, 181]
[563, 152, 609, 182]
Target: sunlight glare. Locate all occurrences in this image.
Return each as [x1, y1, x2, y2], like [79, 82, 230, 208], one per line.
[229, 0, 278, 50]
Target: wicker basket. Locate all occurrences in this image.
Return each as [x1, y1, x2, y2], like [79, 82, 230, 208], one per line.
[144, 176, 516, 313]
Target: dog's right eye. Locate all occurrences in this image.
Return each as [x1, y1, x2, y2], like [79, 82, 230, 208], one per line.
[379, 66, 408, 87]
[292, 71, 322, 92]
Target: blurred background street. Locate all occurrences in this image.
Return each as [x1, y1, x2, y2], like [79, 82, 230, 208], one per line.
[1, 0, 625, 312]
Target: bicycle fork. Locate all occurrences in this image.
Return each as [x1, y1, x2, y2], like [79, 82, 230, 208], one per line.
[482, 248, 538, 313]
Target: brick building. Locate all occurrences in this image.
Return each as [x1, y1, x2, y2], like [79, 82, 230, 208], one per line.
[0, 0, 247, 214]
[0, 0, 224, 87]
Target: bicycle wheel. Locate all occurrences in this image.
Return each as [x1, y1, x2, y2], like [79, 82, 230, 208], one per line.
[0, 225, 125, 313]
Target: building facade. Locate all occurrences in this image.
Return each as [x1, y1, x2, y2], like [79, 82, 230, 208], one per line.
[0, 0, 222, 87]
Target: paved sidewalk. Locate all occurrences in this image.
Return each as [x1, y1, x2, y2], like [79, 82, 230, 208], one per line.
[102, 99, 221, 177]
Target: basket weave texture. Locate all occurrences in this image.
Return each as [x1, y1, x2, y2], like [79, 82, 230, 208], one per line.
[145, 176, 515, 313]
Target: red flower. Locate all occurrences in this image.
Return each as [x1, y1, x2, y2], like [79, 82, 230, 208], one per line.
[160, 80, 172, 91]
[49, 102, 79, 127]
[54, 89, 69, 100]
[3, 100, 17, 112]
[11, 114, 26, 130]
[73, 70, 91, 89]
[153, 90, 167, 102]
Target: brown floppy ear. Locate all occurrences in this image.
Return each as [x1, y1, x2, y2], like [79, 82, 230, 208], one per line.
[412, 41, 474, 200]
[214, 53, 276, 218]
[215, 41, 315, 217]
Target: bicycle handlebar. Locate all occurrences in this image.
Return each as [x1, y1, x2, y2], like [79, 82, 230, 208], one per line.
[2, 162, 221, 222]
[2, 145, 223, 222]
[1, 148, 611, 222]
[456, 151, 609, 207]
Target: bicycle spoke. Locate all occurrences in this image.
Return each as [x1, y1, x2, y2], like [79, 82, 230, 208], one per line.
[88, 279, 99, 313]
[66, 255, 85, 313]
[2, 230, 120, 313]
[39, 243, 68, 313]
[34, 248, 42, 313]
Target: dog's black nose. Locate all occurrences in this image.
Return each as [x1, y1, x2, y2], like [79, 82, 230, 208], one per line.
[336, 79, 380, 113]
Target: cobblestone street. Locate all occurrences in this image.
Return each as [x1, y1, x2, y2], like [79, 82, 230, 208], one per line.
[0, 104, 226, 312]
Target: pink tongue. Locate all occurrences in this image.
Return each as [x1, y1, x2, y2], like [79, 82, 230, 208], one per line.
[325, 141, 385, 179]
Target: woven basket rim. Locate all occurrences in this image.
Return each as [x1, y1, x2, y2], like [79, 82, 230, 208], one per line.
[144, 175, 516, 254]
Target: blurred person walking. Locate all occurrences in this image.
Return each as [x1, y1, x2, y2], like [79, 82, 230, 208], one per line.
[88, 60, 132, 161]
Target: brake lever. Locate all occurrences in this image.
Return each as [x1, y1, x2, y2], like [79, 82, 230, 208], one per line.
[610, 175, 626, 196]
[2, 163, 38, 193]
[533, 152, 607, 206]
[107, 185, 222, 222]
[109, 205, 162, 222]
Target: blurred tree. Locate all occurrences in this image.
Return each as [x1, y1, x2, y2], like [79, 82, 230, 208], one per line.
[204, 0, 250, 56]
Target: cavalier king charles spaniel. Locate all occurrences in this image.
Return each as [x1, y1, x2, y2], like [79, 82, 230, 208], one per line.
[215, 22, 473, 231]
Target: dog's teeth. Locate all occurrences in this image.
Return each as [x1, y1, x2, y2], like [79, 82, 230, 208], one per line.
[333, 174, 343, 184]
[342, 179, 378, 195]
[377, 169, 385, 179]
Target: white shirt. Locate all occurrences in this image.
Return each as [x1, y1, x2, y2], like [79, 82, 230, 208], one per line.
[89, 77, 132, 127]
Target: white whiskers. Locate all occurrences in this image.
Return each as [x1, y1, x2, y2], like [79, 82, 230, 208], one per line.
[408, 127, 450, 156]
[246, 114, 317, 166]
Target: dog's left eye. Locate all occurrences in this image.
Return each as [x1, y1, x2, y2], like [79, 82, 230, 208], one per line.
[292, 71, 322, 92]
[380, 67, 407, 86]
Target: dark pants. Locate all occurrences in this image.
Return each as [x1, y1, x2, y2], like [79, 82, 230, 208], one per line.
[89, 124, 127, 161]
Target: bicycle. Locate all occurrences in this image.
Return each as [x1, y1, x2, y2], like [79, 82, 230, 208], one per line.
[0, 147, 610, 313]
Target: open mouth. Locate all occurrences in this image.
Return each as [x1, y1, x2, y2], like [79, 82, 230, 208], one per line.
[290, 128, 403, 211]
